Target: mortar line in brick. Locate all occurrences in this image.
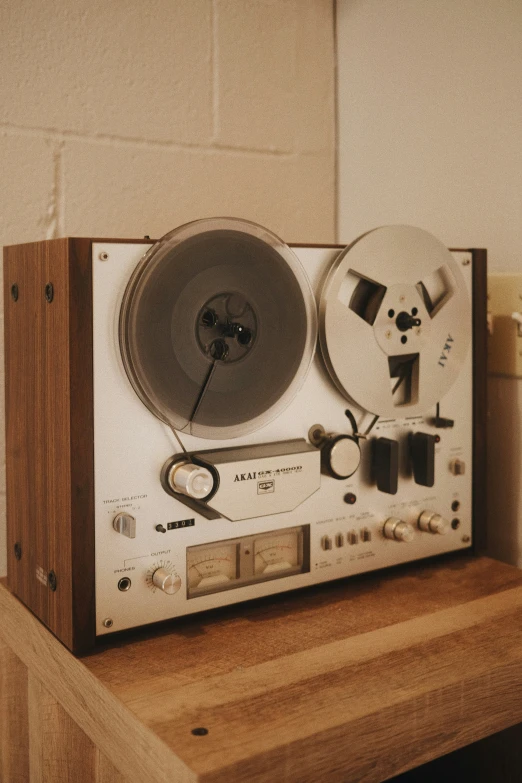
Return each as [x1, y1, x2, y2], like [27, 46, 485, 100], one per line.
[0, 123, 293, 159]
[211, 0, 220, 141]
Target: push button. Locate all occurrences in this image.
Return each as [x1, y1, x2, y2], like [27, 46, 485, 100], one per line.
[321, 535, 333, 551]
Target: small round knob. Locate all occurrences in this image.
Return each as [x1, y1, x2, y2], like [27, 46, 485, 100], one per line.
[383, 517, 415, 542]
[323, 435, 361, 479]
[418, 510, 448, 535]
[450, 458, 465, 476]
[168, 461, 214, 499]
[152, 568, 181, 595]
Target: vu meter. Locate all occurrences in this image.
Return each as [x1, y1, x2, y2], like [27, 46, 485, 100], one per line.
[187, 542, 239, 592]
[187, 525, 309, 598]
[254, 529, 301, 575]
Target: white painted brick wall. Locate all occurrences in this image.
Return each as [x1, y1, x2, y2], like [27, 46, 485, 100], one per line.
[0, 0, 335, 576]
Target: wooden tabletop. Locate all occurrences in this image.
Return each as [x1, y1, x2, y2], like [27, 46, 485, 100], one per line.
[2, 553, 522, 783]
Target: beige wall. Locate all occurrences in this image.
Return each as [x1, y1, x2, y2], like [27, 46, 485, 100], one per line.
[337, 0, 522, 273]
[0, 0, 336, 576]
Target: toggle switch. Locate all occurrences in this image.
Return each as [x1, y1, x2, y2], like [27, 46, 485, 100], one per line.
[410, 432, 436, 487]
[373, 437, 399, 494]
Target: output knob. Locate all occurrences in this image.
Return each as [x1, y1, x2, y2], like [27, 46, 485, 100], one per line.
[322, 435, 361, 479]
[383, 517, 415, 542]
[152, 568, 181, 595]
[418, 510, 448, 535]
[167, 461, 214, 500]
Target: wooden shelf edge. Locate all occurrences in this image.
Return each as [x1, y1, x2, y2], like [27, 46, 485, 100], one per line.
[0, 582, 196, 783]
[2, 558, 522, 783]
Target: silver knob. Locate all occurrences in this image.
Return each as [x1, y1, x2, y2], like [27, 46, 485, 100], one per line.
[168, 461, 214, 499]
[383, 517, 415, 542]
[418, 510, 448, 535]
[152, 568, 181, 595]
[324, 435, 361, 479]
[112, 512, 136, 539]
[450, 458, 465, 476]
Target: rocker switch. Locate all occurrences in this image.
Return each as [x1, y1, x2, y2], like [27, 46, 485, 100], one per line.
[411, 432, 436, 487]
[373, 437, 399, 495]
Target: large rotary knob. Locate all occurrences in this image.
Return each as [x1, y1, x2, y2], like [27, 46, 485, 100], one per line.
[418, 510, 448, 535]
[152, 568, 182, 595]
[322, 434, 361, 479]
[167, 461, 214, 499]
[383, 517, 415, 543]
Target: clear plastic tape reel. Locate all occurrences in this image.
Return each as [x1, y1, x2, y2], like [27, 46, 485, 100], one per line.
[318, 225, 471, 419]
[119, 218, 318, 439]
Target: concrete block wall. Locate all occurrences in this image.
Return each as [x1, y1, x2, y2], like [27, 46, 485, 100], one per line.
[0, 0, 336, 576]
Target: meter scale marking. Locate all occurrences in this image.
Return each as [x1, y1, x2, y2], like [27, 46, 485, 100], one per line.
[187, 545, 238, 589]
[254, 531, 300, 576]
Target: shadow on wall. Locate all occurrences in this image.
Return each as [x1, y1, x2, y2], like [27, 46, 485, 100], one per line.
[487, 376, 522, 567]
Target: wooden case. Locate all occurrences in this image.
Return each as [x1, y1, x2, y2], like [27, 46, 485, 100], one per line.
[3, 239, 487, 653]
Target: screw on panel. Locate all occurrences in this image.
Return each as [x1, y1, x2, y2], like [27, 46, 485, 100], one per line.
[191, 728, 209, 736]
[462, 259, 470, 266]
[45, 283, 54, 303]
[103, 618, 113, 628]
[14, 542, 22, 560]
[48, 570, 57, 591]
[10, 284, 19, 301]
[99, 251, 109, 261]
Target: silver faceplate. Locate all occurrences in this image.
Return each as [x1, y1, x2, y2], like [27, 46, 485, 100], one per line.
[94, 242, 473, 636]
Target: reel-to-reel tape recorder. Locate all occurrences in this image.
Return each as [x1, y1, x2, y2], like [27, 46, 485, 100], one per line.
[4, 220, 487, 651]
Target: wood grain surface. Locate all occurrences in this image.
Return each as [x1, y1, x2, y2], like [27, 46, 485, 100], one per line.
[389, 722, 522, 783]
[0, 636, 29, 782]
[1, 555, 522, 782]
[4, 239, 76, 649]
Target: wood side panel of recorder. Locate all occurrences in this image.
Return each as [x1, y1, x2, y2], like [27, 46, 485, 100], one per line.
[4, 240, 52, 633]
[3, 238, 149, 652]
